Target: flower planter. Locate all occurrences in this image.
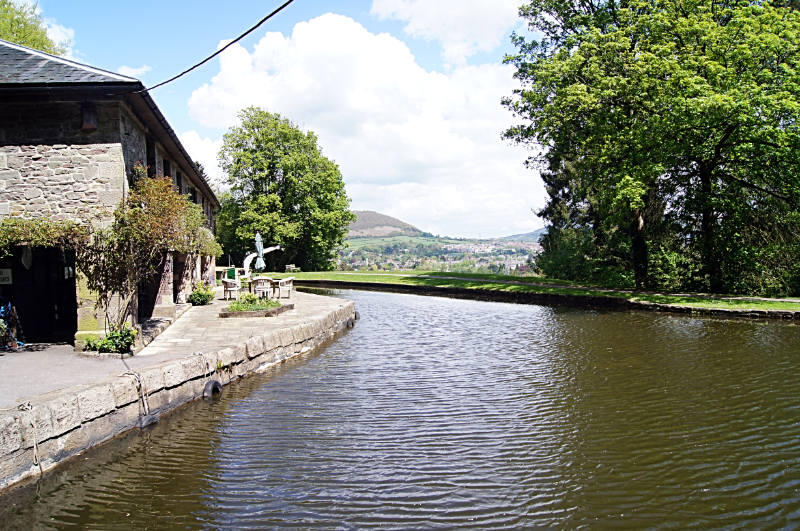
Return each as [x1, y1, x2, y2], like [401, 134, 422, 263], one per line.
[218, 303, 294, 319]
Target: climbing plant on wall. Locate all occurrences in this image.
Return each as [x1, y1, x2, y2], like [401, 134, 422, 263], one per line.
[78, 166, 222, 332]
[0, 163, 223, 333]
[0, 217, 88, 257]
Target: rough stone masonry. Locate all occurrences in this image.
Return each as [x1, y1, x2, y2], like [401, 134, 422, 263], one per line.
[0, 143, 125, 219]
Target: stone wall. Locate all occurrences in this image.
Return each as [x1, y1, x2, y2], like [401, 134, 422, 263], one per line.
[0, 101, 121, 146]
[0, 299, 356, 492]
[0, 143, 126, 219]
[119, 104, 146, 181]
[0, 101, 130, 221]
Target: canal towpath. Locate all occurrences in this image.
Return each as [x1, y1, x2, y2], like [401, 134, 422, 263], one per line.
[284, 272, 800, 318]
[0, 288, 351, 408]
[302, 272, 800, 304]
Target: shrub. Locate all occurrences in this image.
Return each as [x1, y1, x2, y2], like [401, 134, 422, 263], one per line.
[188, 283, 215, 306]
[240, 293, 259, 304]
[228, 298, 281, 312]
[85, 325, 137, 353]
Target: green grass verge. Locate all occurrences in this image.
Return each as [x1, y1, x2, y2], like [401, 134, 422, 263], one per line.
[272, 271, 800, 312]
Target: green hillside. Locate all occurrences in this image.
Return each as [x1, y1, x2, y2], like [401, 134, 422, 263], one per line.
[498, 228, 547, 242]
[346, 235, 469, 250]
[348, 210, 423, 238]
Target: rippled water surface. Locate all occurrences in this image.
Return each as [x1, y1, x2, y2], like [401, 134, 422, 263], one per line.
[3, 289, 800, 530]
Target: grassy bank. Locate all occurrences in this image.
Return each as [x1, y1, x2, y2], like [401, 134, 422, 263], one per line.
[273, 271, 800, 312]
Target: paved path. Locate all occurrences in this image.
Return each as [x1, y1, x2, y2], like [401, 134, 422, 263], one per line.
[0, 289, 350, 407]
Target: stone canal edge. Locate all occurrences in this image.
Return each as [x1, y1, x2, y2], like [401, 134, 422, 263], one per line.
[0, 297, 356, 492]
[297, 279, 800, 321]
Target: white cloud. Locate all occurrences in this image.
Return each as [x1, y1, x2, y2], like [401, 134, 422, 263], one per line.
[370, 0, 522, 65]
[15, 2, 79, 59]
[185, 14, 543, 237]
[178, 131, 225, 190]
[117, 64, 152, 77]
[44, 20, 76, 59]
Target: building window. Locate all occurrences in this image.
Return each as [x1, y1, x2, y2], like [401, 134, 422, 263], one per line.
[81, 103, 97, 131]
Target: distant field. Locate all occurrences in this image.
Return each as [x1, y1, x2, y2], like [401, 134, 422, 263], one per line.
[345, 235, 472, 249]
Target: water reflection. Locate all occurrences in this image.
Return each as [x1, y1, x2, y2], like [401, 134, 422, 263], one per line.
[2, 289, 799, 530]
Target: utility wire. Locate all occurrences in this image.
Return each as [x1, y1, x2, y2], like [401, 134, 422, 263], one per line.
[140, 0, 295, 93]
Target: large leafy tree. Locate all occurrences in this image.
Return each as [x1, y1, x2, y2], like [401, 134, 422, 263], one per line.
[504, 0, 800, 294]
[217, 107, 355, 271]
[0, 0, 68, 55]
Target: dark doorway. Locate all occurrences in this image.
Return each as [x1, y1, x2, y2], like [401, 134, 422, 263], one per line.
[6, 246, 78, 343]
[146, 138, 156, 178]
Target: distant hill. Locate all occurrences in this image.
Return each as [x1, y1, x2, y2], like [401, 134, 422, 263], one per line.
[497, 228, 548, 242]
[348, 211, 424, 238]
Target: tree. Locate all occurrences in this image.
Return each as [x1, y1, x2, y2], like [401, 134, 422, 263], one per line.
[504, 0, 800, 294]
[217, 107, 355, 271]
[0, 0, 68, 55]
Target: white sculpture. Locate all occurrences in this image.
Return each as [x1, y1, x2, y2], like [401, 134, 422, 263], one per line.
[242, 246, 283, 274]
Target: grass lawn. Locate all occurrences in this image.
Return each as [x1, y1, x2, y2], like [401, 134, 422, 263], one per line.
[272, 271, 800, 312]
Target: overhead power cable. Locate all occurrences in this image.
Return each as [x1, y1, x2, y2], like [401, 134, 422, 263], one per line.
[140, 0, 295, 92]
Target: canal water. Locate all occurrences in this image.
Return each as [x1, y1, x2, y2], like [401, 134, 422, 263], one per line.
[2, 289, 800, 530]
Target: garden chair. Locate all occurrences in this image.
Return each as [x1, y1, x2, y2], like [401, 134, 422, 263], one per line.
[252, 278, 272, 299]
[222, 278, 241, 300]
[274, 277, 294, 299]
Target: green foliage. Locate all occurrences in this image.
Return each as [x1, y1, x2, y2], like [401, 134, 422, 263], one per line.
[0, 0, 68, 55]
[228, 297, 281, 312]
[78, 164, 223, 331]
[0, 217, 88, 257]
[188, 283, 215, 306]
[240, 292, 259, 305]
[0, 164, 223, 332]
[505, 0, 800, 295]
[84, 325, 137, 354]
[217, 107, 356, 271]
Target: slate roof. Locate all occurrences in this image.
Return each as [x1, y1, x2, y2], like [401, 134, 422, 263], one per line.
[0, 39, 139, 85]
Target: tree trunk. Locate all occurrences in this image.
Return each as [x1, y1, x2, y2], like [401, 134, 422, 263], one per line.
[631, 209, 648, 289]
[699, 163, 721, 292]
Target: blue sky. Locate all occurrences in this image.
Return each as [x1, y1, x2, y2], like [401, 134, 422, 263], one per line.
[38, 0, 544, 238]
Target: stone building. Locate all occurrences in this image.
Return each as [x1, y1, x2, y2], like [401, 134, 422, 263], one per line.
[0, 39, 220, 348]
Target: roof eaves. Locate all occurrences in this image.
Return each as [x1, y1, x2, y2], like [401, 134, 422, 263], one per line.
[0, 82, 143, 92]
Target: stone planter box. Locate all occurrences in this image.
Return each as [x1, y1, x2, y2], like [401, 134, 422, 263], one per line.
[219, 303, 294, 319]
